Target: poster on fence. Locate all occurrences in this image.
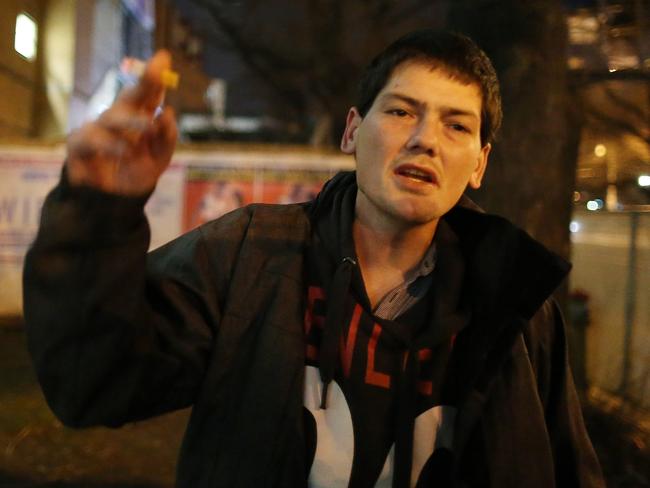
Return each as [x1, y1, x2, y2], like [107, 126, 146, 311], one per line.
[183, 166, 256, 231]
[182, 166, 333, 232]
[259, 168, 331, 204]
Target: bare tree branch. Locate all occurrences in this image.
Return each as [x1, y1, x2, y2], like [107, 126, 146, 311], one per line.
[602, 85, 648, 123]
[188, 0, 439, 137]
[194, 0, 308, 115]
[585, 103, 650, 145]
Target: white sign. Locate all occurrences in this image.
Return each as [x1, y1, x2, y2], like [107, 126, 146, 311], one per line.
[0, 159, 62, 263]
[0, 152, 63, 316]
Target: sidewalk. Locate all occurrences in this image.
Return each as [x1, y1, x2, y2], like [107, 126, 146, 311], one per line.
[0, 324, 187, 488]
[583, 387, 650, 487]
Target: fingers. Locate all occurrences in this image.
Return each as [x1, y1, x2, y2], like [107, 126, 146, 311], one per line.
[68, 122, 126, 163]
[156, 106, 178, 150]
[64, 50, 177, 194]
[146, 106, 178, 166]
[72, 103, 176, 165]
[97, 107, 150, 133]
[96, 105, 151, 147]
[117, 50, 172, 113]
[98, 50, 173, 146]
[66, 123, 125, 189]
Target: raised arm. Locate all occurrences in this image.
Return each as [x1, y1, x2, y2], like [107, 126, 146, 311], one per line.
[23, 52, 220, 428]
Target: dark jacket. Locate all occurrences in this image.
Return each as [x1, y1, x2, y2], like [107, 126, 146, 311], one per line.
[23, 171, 604, 487]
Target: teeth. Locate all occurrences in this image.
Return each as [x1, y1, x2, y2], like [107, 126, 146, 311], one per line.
[400, 168, 431, 182]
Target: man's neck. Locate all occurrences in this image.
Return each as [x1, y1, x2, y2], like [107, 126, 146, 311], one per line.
[352, 207, 438, 309]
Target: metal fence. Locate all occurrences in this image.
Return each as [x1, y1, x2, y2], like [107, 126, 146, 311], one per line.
[570, 209, 650, 407]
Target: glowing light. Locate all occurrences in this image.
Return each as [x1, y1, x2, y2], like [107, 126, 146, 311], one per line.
[594, 144, 607, 158]
[569, 221, 581, 233]
[639, 175, 650, 187]
[573, 191, 581, 202]
[14, 13, 37, 61]
[586, 199, 603, 211]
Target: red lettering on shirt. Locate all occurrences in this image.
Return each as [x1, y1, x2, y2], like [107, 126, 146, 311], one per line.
[305, 286, 326, 361]
[340, 304, 362, 377]
[417, 348, 433, 396]
[304, 286, 326, 335]
[366, 323, 391, 389]
[306, 344, 319, 362]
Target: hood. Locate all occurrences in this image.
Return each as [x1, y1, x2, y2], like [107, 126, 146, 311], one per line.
[309, 171, 357, 265]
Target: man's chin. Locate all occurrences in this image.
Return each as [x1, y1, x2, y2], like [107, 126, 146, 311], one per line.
[388, 206, 445, 228]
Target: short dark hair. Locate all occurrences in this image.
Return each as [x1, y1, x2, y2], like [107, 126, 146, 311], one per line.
[356, 30, 502, 146]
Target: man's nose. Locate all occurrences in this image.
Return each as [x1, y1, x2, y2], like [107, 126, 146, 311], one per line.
[405, 117, 439, 156]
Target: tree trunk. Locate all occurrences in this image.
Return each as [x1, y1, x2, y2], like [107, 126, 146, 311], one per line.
[446, 0, 579, 262]
[446, 0, 589, 389]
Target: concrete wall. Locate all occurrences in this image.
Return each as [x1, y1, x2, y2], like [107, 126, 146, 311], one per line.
[35, 0, 76, 139]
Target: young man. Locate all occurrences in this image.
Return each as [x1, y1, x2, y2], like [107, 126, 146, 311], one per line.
[24, 30, 604, 487]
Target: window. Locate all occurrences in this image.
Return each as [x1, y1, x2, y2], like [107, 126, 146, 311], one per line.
[15, 12, 38, 61]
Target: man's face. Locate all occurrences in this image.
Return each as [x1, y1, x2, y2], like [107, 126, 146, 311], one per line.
[341, 61, 490, 230]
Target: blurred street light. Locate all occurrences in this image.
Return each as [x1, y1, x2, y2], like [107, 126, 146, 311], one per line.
[594, 144, 607, 157]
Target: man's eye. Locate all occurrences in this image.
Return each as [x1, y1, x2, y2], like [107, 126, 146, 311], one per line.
[387, 109, 409, 117]
[449, 123, 469, 133]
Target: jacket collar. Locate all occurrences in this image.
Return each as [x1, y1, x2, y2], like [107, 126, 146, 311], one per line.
[444, 202, 571, 321]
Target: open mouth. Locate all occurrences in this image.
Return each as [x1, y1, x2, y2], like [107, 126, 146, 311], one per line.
[395, 166, 435, 184]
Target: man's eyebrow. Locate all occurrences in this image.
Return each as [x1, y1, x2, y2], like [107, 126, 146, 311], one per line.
[378, 92, 421, 107]
[442, 107, 480, 120]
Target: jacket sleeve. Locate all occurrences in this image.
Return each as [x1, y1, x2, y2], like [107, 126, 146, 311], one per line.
[524, 300, 605, 487]
[23, 178, 235, 428]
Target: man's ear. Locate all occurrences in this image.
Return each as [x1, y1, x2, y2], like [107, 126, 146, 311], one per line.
[340, 107, 362, 154]
[468, 143, 491, 189]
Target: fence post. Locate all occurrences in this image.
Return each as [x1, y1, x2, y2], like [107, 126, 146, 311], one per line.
[619, 212, 639, 398]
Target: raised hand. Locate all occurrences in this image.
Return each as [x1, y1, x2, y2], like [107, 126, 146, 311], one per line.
[66, 50, 178, 196]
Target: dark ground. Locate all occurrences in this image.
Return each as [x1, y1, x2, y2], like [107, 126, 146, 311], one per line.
[1, 323, 649, 487]
[0, 323, 186, 488]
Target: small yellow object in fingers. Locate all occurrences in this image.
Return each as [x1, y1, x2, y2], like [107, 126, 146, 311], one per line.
[161, 69, 179, 89]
